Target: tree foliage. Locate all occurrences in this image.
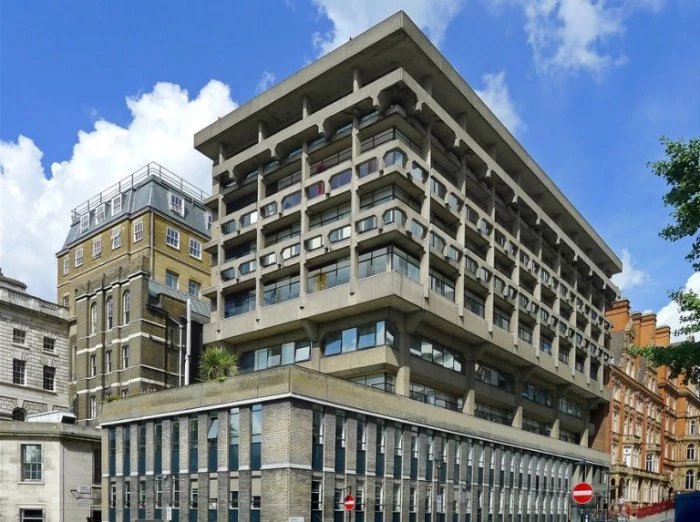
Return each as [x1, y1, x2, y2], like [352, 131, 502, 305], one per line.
[200, 345, 239, 382]
[635, 136, 700, 385]
[652, 136, 700, 268]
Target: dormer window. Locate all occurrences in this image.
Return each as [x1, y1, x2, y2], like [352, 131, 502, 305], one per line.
[79, 214, 89, 234]
[111, 195, 122, 215]
[170, 194, 184, 216]
[95, 204, 106, 225]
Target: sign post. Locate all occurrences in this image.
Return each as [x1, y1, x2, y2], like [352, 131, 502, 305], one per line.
[572, 482, 594, 505]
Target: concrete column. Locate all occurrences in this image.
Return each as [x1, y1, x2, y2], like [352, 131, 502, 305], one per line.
[353, 67, 362, 92]
[349, 114, 361, 296]
[302, 95, 311, 119]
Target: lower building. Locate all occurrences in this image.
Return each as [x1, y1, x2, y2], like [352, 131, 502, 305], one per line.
[0, 270, 70, 421]
[0, 419, 102, 522]
[101, 366, 610, 522]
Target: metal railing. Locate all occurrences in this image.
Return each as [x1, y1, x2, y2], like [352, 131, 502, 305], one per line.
[71, 162, 209, 220]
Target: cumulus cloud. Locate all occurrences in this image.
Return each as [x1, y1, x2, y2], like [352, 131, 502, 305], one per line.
[611, 248, 650, 291]
[0, 81, 237, 301]
[311, 0, 465, 54]
[256, 71, 276, 93]
[474, 71, 524, 134]
[657, 272, 700, 342]
[489, 0, 666, 77]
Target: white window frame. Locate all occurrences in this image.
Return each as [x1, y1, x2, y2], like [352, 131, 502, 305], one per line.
[92, 238, 102, 258]
[189, 238, 202, 259]
[133, 220, 144, 242]
[111, 195, 122, 215]
[170, 193, 184, 216]
[188, 280, 201, 297]
[75, 248, 84, 267]
[63, 257, 70, 275]
[165, 270, 179, 291]
[90, 354, 96, 376]
[166, 227, 180, 249]
[111, 228, 121, 249]
[95, 204, 106, 225]
[90, 396, 97, 418]
[80, 214, 89, 234]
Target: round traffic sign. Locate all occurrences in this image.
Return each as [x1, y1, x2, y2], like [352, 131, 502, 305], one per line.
[572, 482, 594, 505]
[344, 495, 355, 511]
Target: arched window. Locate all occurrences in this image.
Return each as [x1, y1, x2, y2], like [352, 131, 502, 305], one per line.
[90, 302, 97, 334]
[106, 297, 113, 330]
[686, 470, 695, 491]
[12, 408, 26, 421]
[122, 291, 130, 324]
[688, 444, 695, 460]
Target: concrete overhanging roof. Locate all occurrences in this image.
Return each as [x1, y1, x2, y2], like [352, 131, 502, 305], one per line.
[194, 11, 622, 274]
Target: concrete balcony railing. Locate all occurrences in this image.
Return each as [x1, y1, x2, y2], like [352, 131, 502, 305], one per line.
[0, 288, 69, 320]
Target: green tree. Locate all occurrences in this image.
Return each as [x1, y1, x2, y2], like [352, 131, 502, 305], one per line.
[199, 345, 239, 382]
[633, 136, 700, 384]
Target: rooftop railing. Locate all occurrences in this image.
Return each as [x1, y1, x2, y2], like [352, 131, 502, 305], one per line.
[71, 162, 209, 220]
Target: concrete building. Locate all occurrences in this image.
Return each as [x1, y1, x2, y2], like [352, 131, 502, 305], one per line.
[55, 163, 212, 423]
[0, 270, 70, 420]
[0, 419, 102, 522]
[604, 301, 671, 508]
[103, 11, 621, 522]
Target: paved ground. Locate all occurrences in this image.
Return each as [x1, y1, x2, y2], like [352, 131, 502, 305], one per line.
[634, 509, 674, 522]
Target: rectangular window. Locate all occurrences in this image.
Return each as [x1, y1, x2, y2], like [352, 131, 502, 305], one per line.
[122, 345, 129, 369]
[166, 227, 180, 248]
[189, 238, 202, 259]
[20, 510, 44, 522]
[92, 238, 102, 257]
[170, 193, 184, 215]
[42, 366, 56, 391]
[106, 351, 112, 373]
[13, 328, 26, 345]
[22, 444, 42, 480]
[133, 220, 144, 242]
[13, 359, 26, 385]
[43, 337, 55, 352]
[124, 481, 131, 508]
[263, 274, 300, 305]
[80, 213, 89, 234]
[90, 396, 97, 418]
[93, 448, 102, 485]
[307, 257, 351, 293]
[188, 279, 201, 297]
[190, 479, 198, 508]
[494, 307, 511, 330]
[63, 257, 70, 275]
[95, 204, 105, 224]
[111, 195, 122, 215]
[251, 405, 263, 470]
[90, 354, 97, 376]
[165, 270, 179, 290]
[474, 363, 515, 392]
[75, 247, 84, 266]
[111, 228, 121, 249]
[518, 323, 533, 344]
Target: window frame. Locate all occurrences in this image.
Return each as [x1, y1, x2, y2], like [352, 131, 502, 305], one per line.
[189, 238, 202, 259]
[133, 220, 144, 242]
[165, 227, 180, 249]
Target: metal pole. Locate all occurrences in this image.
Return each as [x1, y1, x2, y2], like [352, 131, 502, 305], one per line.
[178, 322, 183, 387]
[185, 299, 191, 385]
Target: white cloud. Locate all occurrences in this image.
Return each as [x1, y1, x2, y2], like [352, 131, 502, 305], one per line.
[611, 248, 650, 291]
[490, 0, 666, 77]
[0, 80, 237, 302]
[474, 71, 524, 134]
[256, 71, 276, 93]
[311, 0, 465, 54]
[657, 272, 700, 342]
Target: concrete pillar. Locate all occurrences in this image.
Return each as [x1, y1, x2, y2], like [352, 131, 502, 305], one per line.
[353, 67, 362, 92]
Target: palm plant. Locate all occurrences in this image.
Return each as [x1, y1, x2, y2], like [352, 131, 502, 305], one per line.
[199, 345, 239, 382]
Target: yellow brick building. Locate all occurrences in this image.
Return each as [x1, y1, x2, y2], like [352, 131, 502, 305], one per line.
[55, 163, 211, 424]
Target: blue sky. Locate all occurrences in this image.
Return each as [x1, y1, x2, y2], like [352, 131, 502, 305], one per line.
[1, 0, 699, 334]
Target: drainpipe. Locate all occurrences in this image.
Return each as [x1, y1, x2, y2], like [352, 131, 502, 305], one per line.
[185, 299, 191, 385]
[178, 321, 183, 387]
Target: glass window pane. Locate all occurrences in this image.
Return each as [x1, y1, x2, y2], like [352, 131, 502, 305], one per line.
[342, 328, 357, 352]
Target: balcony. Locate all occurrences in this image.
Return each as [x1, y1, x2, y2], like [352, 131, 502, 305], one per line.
[622, 433, 641, 445]
[644, 441, 661, 453]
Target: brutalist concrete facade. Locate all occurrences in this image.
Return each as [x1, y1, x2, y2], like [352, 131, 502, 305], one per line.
[100, 10, 623, 522]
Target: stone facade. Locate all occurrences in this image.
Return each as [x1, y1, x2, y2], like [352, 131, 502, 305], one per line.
[0, 421, 101, 522]
[0, 271, 70, 421]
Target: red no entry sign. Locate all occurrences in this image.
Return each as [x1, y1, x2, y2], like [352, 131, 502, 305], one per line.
[344, 495, 355, 510]
[572, 482, 594, 505]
